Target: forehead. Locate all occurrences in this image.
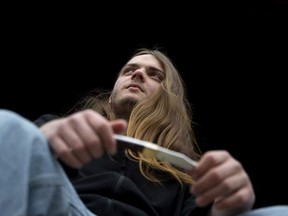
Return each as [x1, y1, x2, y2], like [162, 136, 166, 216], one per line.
[127, 54, 163, 70]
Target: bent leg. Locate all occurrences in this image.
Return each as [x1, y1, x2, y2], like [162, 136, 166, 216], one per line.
[0, 110, 94, 216]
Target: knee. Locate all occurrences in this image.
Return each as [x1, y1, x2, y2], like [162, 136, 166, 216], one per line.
[0, 109, 43, 141]
[0, 109, 28, 122]
[0, 109, 33, 128]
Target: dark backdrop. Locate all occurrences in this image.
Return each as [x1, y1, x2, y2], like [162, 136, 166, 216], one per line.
[2, 1, 287, 209]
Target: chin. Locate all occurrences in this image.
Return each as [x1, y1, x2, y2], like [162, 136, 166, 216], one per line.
[121, 96, 140, 105]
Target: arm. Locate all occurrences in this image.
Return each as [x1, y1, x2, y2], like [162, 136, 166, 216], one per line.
[188, 150, 255, 216]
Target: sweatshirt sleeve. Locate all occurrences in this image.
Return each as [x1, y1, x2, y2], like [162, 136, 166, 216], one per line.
[34, 114, 60, 127]
[181, 186, 212, 216]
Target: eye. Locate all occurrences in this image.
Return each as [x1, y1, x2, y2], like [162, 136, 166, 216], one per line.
[122, 66, 135, 75]
[149, 71, 164, 82]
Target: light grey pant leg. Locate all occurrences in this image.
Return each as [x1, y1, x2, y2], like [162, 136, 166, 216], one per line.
[238, 205, 288, 216]
[0, 110, 95, 216]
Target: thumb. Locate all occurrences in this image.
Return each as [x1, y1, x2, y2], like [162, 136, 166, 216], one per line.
[110, 119, 127, 134]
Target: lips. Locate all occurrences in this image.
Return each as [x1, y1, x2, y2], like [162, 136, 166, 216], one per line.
[127, 83, 143, 91]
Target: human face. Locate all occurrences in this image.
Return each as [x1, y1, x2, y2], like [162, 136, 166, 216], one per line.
[109, 54, 165, 116]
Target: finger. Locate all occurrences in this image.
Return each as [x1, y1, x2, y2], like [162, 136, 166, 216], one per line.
[191, 157, 241, 196]
[213, 184, 255, 211]
[85, 111, 117, 154]
[110, 119, 127, 134]
[50, 136, 83, 168]
[193, 151, 231, 180]
[197, 171, 247, 207]
[69, 114, 104, 158]
[59, 118, 94, 164]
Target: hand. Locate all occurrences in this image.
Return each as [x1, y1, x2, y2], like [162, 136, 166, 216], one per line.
[189, 150, 255, 216]
[40, 109, 127, 168]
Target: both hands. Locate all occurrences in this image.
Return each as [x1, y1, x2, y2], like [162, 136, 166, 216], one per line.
[40, 109, 255, 216]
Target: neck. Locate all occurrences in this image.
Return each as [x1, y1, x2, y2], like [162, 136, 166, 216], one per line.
[113, 104, 133, 122]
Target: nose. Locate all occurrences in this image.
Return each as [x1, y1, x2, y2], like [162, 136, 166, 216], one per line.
[131, 69, 145, 82]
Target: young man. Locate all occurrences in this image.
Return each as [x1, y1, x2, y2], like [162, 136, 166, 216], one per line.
[1, 48, 287, 215]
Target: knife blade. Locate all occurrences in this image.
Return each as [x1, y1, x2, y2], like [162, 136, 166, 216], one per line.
[113, 134, 197, 170]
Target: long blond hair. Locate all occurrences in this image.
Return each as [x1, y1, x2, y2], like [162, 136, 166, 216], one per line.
[66, 48, 201, 185]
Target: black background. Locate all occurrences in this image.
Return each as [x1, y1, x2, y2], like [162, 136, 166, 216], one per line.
[2, 1, 288, 209]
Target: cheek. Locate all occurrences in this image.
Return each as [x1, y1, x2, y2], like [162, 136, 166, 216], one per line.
[112, 80, 123, 92]
[110, 79, 125, 101]
[147, 83, 161, 95]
